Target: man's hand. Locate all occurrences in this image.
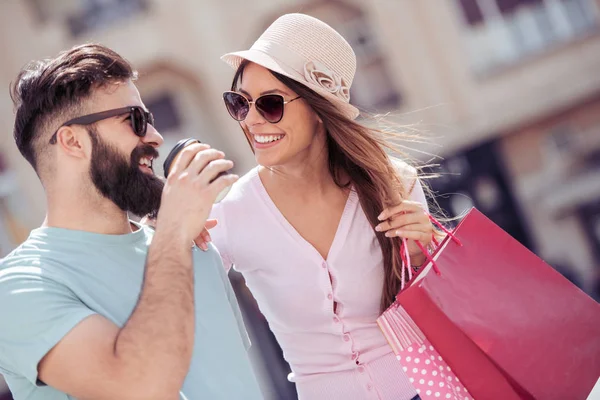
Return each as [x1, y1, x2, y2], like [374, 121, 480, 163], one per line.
[155, 143, 238, 244]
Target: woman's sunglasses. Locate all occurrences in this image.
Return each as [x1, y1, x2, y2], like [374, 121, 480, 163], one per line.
[222, 91, 300, 124]
[49, 106, 155, 144]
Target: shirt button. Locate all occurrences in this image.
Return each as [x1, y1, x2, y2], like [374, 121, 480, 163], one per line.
[367, 383, 373, 391]
[321, 261, 327, 269]
[343, 334, 350, 342]
[358, 366, 365, 373]
[327, 293, 333, 300]
[333, 316, 340, 323]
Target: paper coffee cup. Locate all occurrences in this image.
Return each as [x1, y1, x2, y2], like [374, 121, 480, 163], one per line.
[163, 138, 231, 203]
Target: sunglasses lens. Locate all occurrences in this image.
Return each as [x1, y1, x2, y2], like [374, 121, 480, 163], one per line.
[147, 112, 155, 128]
[256, 95, 284, 123]
[224, 92, 249, 121]
[131, 107, 146, 136]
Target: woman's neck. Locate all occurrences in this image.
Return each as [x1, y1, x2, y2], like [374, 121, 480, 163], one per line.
[259, 144, 339, 195]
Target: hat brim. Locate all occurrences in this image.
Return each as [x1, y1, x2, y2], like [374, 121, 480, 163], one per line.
[221, 49, 360, 120]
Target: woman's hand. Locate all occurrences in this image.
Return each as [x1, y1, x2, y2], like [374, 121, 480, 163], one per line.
[375, 200, 433, 265]
[140, 216, 218, 251]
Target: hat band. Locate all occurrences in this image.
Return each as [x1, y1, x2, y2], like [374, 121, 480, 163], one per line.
[250, 39, 308, 79]
[250, 40, 350, 104]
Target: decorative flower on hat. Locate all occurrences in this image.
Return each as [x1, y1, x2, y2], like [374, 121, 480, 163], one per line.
[303, 61, 350, 102]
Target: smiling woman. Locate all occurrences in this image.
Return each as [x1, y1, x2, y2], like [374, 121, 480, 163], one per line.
[226, 62, 326, 168]
[210, 13, 436, 400]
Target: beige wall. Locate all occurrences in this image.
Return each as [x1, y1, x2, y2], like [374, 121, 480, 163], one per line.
[1, 0, 599, 236]
[371, 0, 600, 153]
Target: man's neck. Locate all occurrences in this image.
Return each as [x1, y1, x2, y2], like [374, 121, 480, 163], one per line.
[44, 188, 133, 235]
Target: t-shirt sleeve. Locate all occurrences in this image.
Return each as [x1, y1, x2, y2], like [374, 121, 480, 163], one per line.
[209, 203, 234, 272]
[0, 265, 96, 385]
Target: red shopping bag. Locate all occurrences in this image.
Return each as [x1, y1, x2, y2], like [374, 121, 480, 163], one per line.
[393, 208, 600, 400]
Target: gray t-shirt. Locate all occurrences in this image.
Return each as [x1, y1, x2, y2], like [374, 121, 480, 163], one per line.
[0, 223, 263, 399]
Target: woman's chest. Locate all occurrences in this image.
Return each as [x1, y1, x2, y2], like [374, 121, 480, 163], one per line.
[268, 188, 350, 260]
[232, 212, 385, 327]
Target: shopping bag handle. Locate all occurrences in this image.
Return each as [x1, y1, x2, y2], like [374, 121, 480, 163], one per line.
[399, 213, 462, 290]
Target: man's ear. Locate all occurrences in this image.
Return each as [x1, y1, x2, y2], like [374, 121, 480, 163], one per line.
[55, 126, 90, 159]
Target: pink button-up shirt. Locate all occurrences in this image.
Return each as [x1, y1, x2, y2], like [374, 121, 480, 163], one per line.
[210, 165, 426, 400]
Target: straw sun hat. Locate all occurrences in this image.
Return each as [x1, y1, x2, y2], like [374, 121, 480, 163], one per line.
[221, 13, 360, 120]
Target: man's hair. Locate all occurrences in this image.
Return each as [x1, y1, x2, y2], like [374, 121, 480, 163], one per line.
[9, 44, 137, 172]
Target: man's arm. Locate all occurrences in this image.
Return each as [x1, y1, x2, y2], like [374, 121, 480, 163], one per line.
[37, 234, 191, 399]
[37, 144, 239, 399]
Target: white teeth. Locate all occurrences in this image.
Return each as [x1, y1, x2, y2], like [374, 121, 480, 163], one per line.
[254, 134, 284, 144]
[139, 157, 152, 167]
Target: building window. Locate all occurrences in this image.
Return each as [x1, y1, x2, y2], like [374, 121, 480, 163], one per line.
[28, 0, 149, 36]
[455, 0, 600, 73]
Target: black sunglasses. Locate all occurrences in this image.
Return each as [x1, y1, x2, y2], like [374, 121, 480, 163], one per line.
[49, 106, 155, 144]
[223, 91, 300, 124]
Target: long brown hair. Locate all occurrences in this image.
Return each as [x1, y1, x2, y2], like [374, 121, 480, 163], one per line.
[232, 60, 434, 311]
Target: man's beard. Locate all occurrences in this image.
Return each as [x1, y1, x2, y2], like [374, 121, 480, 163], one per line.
[88, 128, 164, 218]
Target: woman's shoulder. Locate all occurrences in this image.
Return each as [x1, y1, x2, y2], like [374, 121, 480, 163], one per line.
[390, 157, 417, 177]
[389, 157, 419, 196]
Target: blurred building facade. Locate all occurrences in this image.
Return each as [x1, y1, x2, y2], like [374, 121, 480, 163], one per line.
[0, 0, 599, 398]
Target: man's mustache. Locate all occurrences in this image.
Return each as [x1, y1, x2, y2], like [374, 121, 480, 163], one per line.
[131, 145, 159, 165]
